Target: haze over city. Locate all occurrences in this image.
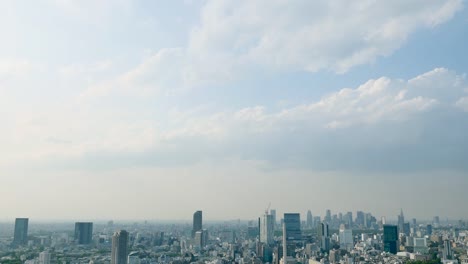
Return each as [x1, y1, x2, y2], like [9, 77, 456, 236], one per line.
[1, 0, 468, 221]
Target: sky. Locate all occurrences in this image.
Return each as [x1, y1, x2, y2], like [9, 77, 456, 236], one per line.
[1, 0, 468, 222]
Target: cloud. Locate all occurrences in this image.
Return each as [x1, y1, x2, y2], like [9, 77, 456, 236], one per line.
[190, 0, 463, 74]
[5, 68, 467, 173]
[78, 0, 463, 99]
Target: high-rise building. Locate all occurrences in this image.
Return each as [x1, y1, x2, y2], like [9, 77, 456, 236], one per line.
[443, 240, 453, 260]
[325, 210, 332, 223]
[260, 212, 275, 245]
[345, 212, 353, 227]
[111, 230, 129, 264]
[283, 213, 301, 241]
[306, 210, 313, 228]
[270, 209, 277, 229]
[339, 225, 353, 251]
[397, 209, 405, 232]
[194, 229, 208, 248]
[192, 211, 203, 238]
[39, 251, 51, 264]
[383, 225, 398, 254]
[403, 223, 410, 236]
[74, 222, 93, 245]
[426, 224, 433, 236]
[355, 211, 365, 227]
[433, 216, 440, 228]
[318, 222, 330, 251]
[13, 218, 29, 246]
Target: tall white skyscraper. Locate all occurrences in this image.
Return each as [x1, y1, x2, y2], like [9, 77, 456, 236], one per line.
[260, 212, 274, 245]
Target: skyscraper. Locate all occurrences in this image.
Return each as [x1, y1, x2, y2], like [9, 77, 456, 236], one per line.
[426, 224, 433, 236]
[397, 209, 405, 232]
[383, 225, 398, 254]
[260, 212, 274, 245]
[355, 211, 365, 227]
[443, 240, 453, 260]
[283, 213, 301, 241]
[13, 218, 29, 246]
[111, 230, 129, 264]
[270, 209, 277, 229]
[325, 210, 332, 223]
[192, 210, 203, 238]
[74, 222, 93, 245]
[306, 210, 313, 228]
[318, 222, 330, 251]
[194, 229, 208, 248]
[339, 224, 353, 251]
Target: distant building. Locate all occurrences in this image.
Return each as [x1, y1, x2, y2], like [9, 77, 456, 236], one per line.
[355, 211, 365, 227]
[325, 210, 332, 223]
[339, 225, 353, 251]
[13, 218, 29, 246]
[426, 224, 433, 236]
[433, 216, 440, 228]
[307, 211, 313, 228]
[194, 229, 208, 248]
[111, 230, 129, 264]
[403, 222, 410, 236]
[284, 213, 301, 241]
[192, 211, 203, 238]
[260, 212, 275, 245]
[270, 209, 277, 229]
[397, 209, 405, 232]
[443, 240, 453, 260]
[383, 225, 399, 254]
[318, 222, 330, 251]
[39, 251, 51, 264]
[74, 222, 93, 245]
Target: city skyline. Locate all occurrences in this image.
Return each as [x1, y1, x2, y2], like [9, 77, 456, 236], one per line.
[1, 1, 467, 220]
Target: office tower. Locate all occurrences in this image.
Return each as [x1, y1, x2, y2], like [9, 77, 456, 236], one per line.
[318, 222, 330, 251]
[325, 210, 332, 223]
[381, 216, 386, 225]
[433, 216, 440, 228]
[111, 230, 129, 264]
[412, 218, 417, 228]
[383, 225, 398, 254]
[398, 209, 405, 232]
[426, 224, 433, 236]
[306, 210, 313, 228]
[192, 210, 202, 238]
[283, 213, 301, 241]
[13, 218, 29, 246]
[355, 211, 364, 227]
[194, 229, 208, 248]
[74, 222, 93, 245]
[443, 240, 453, 260]
[345, 212, 353, 227]
[403, 223, 410, 236]
[339, 225, 353, 251]
[260, 212, 275, 245]
[39, 251, 51, 264]
[270, 209, 277, 228]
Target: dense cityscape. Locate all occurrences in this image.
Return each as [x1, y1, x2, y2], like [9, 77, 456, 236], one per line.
[0, 209, 466, 264]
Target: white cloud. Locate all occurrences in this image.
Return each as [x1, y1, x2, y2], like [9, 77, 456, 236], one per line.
[190, 0, 463, 74]
[78, 1, 463, 99]
[5, 68, 466, 172]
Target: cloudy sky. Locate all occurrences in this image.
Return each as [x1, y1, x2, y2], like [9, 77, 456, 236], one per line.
[1, 0, 467, 221]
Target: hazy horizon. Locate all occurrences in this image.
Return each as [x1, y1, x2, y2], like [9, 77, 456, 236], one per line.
[1, 1, 467, 220]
